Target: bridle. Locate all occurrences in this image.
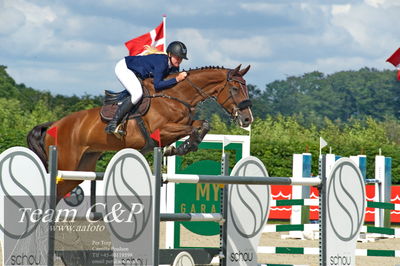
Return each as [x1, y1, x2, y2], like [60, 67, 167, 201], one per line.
[185, 70, 252, 118]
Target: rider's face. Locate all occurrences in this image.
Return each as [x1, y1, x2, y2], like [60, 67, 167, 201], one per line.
[170, 54, 183, 68]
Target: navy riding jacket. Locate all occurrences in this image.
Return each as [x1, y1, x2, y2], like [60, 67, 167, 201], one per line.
[124, 54, 179, 92]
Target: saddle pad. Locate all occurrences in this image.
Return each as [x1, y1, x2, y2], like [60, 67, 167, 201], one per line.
[100, 87, 151, 122]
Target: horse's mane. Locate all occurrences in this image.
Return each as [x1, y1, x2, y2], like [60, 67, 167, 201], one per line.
[162, 65, 227, 83]
[145, 66, 229, 93]
[183, 66, 227, 73]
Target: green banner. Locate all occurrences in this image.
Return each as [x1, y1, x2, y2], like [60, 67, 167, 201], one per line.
[174, 142, 243, 247]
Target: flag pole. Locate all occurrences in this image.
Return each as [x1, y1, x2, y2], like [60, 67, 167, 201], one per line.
[162, 15, 167, 168]
[242, 125, 251, 155]
[222, 136, 226, 156]
[249, 125, 251, 154]
[163, 14, 167, 52]
[319, 137, 327, 157]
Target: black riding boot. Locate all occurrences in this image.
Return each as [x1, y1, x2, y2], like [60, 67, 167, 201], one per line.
[105, 97, 134, 134]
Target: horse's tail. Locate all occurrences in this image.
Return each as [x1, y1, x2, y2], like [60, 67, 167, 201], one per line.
[27, 121, 54, 170]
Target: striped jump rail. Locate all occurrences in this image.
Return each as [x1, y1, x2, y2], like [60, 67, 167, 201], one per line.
[367, 201, 400, 211]
[264, 223, 399, 237]
[361, 225, 400, 237]
[271, 199, 400, 210]
[263, 224, 318, 233]
[258, 246, 319, 255]
[271, 199, 319, 207]
[260, 264, 308, 266]
[258, 247, 400, 258]
[355, 249, 400, 257]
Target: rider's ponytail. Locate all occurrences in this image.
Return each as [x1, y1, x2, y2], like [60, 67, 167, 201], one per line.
[142, 45, 167, 55]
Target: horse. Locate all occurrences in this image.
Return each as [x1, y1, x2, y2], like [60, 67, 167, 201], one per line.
[27, 64, 253, 202]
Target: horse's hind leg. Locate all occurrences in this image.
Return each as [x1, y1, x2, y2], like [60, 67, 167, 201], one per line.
[77, 151, 103, 172]
[56, 151, 102, 202]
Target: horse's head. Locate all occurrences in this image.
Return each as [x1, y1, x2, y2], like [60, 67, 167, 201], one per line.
[216, 65, 253, 128]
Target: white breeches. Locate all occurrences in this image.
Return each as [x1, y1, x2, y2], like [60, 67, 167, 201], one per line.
[115, 58, 143, 104]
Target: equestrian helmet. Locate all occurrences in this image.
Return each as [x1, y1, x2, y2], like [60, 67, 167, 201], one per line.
[167, 41, 188, 60]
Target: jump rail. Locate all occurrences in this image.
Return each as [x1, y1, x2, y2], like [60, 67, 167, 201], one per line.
[57, 170, 104, 181]
[163, 174, 321, 186]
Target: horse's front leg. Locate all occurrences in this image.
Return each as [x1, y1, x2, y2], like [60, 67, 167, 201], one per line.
[188, 119, 210, 151]
[164, 120, 210, 156]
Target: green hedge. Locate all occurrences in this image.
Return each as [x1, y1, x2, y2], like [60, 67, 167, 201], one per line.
[1, 99, 399, 184]
[207, 114, 400, 184]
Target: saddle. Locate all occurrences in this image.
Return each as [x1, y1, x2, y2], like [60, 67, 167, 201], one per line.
[100, 87, 151, 122]
[100, 86, 155, 153]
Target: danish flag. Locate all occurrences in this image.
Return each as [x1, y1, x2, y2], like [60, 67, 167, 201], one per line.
[125, 19, 165, 56]
[386, 47, 400, 81]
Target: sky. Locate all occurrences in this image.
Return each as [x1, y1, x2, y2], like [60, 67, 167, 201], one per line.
[0, 0, 399, 97]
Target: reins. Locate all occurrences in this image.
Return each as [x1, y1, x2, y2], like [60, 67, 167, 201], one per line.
[143, 94, 193, 111]
[144, 68, 252, 117]
[185, 77, 215, 100]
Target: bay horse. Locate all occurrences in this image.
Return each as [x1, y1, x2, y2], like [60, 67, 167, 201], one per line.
[27, 65, 253, 202]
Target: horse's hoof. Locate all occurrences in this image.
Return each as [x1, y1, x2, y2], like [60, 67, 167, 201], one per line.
[105, 124, 116, 134]
[164, 146, 176, 156]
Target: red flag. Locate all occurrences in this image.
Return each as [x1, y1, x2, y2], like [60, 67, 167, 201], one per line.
[47, 126, 58, 146]
[150, 128, 161, 147]
[386, 48, 400, 81]
[386, 48, 400, 67]
[125, 20, 165, 56]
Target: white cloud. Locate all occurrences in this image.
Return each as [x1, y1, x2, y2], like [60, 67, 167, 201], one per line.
[315, 56, 368, 71]
[331, 4, 351, 15]
[365, 0, 400, 8]
[175, 28, 259, 69]
[166, 6, 200, 16]
[240, 2, 286, 14]
[218, 36, 272, 59]
[5, 0, 57, 25]
[106, 45, 127, 61]
[365, 0, 385, 8]
[330, 2, 399, 55]
[0, 5, 25, 35]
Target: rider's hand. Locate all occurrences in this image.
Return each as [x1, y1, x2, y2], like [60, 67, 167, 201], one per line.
[176, 72, 188, 82]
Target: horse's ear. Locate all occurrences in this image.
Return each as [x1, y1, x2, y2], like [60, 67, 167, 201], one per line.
[239, 65, 250, 76]
[232, 64, 242, 75]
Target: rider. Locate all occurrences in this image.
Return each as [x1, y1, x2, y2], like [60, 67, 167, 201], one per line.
[105, 41, 189, 134]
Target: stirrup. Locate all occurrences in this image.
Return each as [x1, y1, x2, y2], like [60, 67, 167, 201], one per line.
[112, 124, 126, 139]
